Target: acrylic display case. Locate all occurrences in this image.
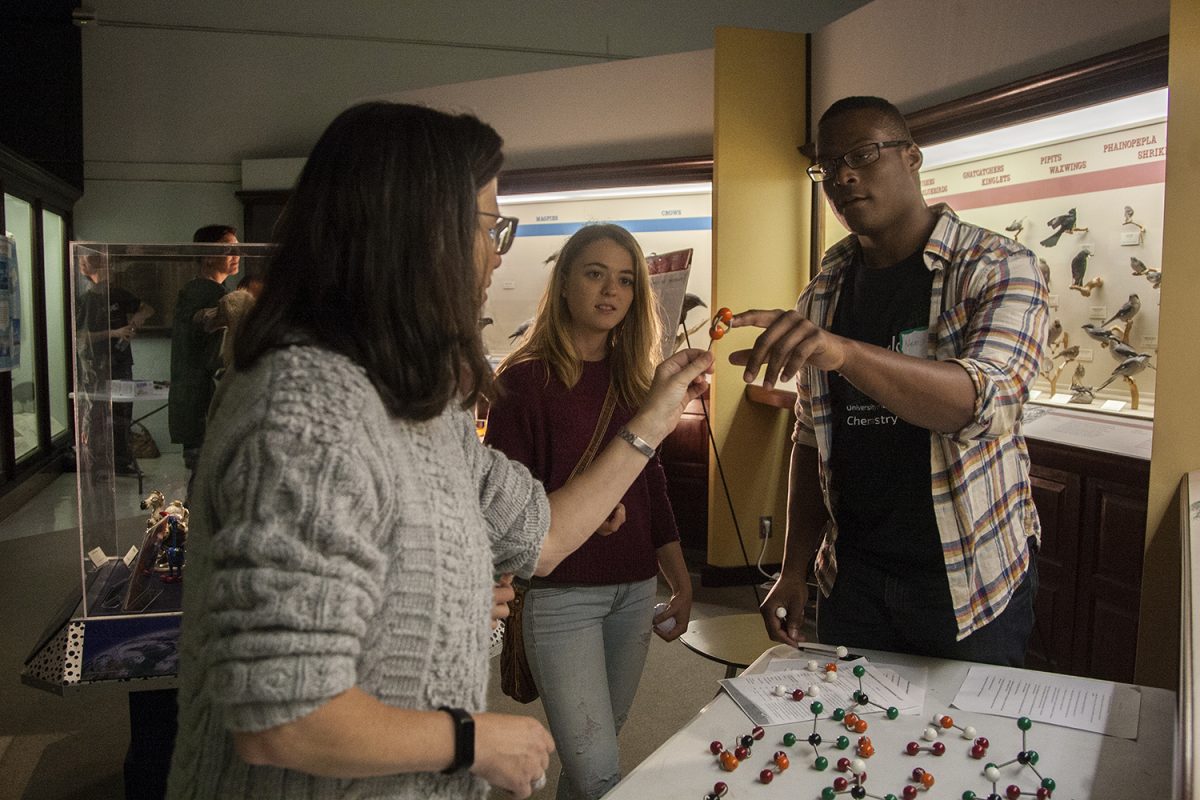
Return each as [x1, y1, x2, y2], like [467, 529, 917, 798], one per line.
[22, 242, 274, 693]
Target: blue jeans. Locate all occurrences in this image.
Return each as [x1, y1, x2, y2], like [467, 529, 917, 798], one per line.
[523, 578, 657, 800]
[817, 551, 1038, 667]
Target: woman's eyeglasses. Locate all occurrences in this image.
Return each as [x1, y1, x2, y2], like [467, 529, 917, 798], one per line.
[478, 211, 519, 255]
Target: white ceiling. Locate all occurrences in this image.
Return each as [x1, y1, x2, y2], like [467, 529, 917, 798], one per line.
[84, 1, 874, 67]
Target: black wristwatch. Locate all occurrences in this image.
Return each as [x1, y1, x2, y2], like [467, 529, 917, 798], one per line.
[439, 706, 475, 774]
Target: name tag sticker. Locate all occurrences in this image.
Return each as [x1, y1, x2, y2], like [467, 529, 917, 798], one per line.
[900, 328, 928, 356]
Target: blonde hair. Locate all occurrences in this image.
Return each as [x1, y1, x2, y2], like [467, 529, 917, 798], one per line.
[501, 224, 661, 408]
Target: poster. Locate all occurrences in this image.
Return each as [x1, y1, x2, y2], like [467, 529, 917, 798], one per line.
[0, 235, 20, 371]
[647, 248, 694, 361]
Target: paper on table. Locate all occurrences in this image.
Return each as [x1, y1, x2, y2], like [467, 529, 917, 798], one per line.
[720, 659, 921, 727]
[951, 666, 1142, 739]
[767, 658, 928, 716]
[871, 664, 929, 716]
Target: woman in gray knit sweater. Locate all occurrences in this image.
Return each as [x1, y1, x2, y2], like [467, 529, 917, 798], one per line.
[165, 103, 712, 800]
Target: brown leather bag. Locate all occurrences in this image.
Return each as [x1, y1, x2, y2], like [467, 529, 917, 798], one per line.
[499, 383, 616, 703]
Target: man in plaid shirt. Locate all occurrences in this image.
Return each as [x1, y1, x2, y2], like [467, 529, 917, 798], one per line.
[733, 97, 1048, 665]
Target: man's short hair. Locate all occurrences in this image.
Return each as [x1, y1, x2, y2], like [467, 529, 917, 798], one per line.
[818, 96, 913, 142]
[193, 224, 236, 243]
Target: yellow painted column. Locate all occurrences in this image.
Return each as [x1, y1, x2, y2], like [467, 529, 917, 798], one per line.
[1135, 1, 1200, 689]
[708, 28, 810, 570]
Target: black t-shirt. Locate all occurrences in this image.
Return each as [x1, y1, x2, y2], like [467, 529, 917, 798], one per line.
[79, 283, 141, 374]
[828, 247, 942, 576]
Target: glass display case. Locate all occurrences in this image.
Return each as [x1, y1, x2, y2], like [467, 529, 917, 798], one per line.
[23, 241, 274, 693]
[820, 89, 1167, 420]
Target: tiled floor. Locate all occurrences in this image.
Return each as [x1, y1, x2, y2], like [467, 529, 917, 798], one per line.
[0, 456, 190, 545]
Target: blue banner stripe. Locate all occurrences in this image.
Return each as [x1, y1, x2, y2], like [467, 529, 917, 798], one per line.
[514, 217, 712, 237]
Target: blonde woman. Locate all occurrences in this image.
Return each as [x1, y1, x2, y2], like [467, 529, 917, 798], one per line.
[486, 224, 693, 799]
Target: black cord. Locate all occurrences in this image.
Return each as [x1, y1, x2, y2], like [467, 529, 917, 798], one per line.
[684, 328, 762, 608]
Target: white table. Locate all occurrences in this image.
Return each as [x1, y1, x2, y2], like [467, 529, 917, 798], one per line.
[604, 645, 1176, 799]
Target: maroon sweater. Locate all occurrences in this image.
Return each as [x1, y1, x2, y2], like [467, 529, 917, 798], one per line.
[485, 357, 679, 585]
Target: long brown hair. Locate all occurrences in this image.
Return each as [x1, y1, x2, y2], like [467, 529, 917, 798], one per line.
[235, 103, 503, 420]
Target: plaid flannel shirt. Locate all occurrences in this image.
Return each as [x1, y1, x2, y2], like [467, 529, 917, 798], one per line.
[793, 204, 1049, 639]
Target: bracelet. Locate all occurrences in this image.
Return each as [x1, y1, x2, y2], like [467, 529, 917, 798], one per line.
[617, 426, 655, 458]
[439, 706, 475, 774]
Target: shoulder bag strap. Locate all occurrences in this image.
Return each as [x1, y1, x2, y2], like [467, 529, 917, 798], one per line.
[567, 382, 617, 482]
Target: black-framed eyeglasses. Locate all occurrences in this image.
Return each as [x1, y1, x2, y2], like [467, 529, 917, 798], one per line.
[478, 211, 519, 255]
[806, 140, 911, 183]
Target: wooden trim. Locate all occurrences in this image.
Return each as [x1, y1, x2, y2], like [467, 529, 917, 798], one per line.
[797, 36, 1169, 153]
[0, 143, 81, 214]
[498, 155, 713, 195]
[908, 36, 1169, 145]
[235, 155, 716, 214]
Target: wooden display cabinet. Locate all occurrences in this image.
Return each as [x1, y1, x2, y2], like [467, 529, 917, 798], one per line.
[1025, 437, 1149, 682]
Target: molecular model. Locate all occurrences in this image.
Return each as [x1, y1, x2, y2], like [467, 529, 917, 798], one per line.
[698, 653, 1058, 800]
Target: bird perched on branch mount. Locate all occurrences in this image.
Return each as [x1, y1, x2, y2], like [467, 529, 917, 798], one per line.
[1096, 353, 1154, 392]
[1070, 248, 1092, 286]
[1055, 344, 1080, 361]
[1081, 323, 1117, 346]
[679, 293, 707, 326]
[1130, 257, 1148, 275]
[1040, 208, 1079, 248]
[1037, 258, 1051, 288]
[1101, 293, 1141, 328]
[1047, 319, 1063, 348]
[1106, 339, 1140, 361]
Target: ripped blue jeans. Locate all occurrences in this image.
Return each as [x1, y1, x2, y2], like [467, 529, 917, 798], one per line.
[523, 578, 657, 800]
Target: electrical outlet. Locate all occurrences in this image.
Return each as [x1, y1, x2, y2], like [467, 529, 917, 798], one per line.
[759, 516, 773, 540]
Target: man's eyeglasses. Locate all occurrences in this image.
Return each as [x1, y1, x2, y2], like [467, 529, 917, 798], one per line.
[806, 140, 911, 183]
[478, 211, 519, 255]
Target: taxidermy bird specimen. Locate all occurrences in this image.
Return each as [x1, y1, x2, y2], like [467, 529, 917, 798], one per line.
[508, 319, 534, 342]
[676, 293, 710, 351]
[1101, 293, 1141, 328]
[1081, 323, 1117, 345]
[1095, 353, 1154, 392]
[1070, 249, 1091, 286]
[679, 293, 707, 327]
[1004, 218, 1024, 241]
[1069, 248, 1102, 296]
[1069, 362, 1087, 389]
[1047, 319, 1063, 348]
[1106, 338, 1140, 361]
[1037, 258, 1051, 288]
[1129, 257, 1148, 275]
[1040, 208, 1083, 247]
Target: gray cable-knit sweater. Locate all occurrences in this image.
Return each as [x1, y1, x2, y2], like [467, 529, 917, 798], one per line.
[166, 344, 549, 799]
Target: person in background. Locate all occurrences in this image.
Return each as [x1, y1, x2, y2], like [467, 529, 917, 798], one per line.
[165, 102, 712, 800]
[211, 263, 265, 374]
[486, 223, 693, 800]
[733, 96, 1047, 666]
[78, 254, 154, 474]
[167, 224, 238, 487]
